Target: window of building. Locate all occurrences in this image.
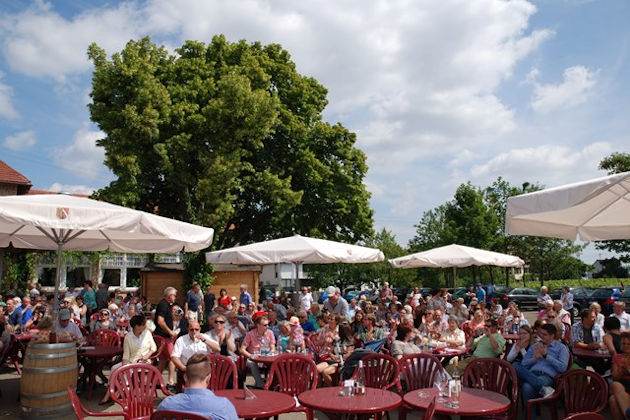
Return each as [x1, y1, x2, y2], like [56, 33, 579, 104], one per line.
[66, 267, 89, 288]
[126, 268, 141, 287]
[102, 269, 121, 286]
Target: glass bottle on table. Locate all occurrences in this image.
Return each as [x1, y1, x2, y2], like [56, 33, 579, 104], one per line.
[355, 360, 366, 395]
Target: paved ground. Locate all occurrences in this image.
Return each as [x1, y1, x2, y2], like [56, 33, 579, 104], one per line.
[0, 311, 612, 419]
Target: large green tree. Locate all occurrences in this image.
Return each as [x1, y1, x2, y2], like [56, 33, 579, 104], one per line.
[88, 36, 374, 251]
[596, 152, 630, 261]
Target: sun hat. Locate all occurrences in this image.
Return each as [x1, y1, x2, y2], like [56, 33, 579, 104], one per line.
[289, 316, 300, 326]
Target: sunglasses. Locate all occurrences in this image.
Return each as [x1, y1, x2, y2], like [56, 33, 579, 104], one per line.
[261, 323, 269, 327]
[215, 320, 225, 324]
[189, 328, 200, 331]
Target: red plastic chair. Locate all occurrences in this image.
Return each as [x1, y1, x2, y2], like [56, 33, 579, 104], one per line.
[109, 363, 172, 420]
[149, 335, 166, 364]
[264, 353, 317, 420]
[67, 386, 124, 419]
[207, 354, 238, 391]
[526, 369, 608, 420]
[398, 353, 444, 420]
[150, 410, 210, 420]
[463, 357, 518, 420]
[562, 413, 604, 420]
[561, 322, 571, 344]
[352, 353, 401, 392]
[422, 396, 437, 420]
[89, 328, 122, 347]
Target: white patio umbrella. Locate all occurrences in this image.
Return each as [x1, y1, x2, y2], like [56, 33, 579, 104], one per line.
[389, 244, 524, 287]
[505, 171, 630, 240]
[0, 194, 214, 299]
[205, 234, 384, 291]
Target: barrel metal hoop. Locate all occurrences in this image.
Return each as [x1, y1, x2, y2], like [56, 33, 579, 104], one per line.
[21, 402, 72, 414]
[21, 389, 69, 400]
[23, 364, 79, 374]
[25, 351, 77, 359]
[28, 342, 77, 350]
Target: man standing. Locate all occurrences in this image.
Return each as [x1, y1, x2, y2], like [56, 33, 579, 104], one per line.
[155, 287, 178, 375]
[514, 323, 569, 417]
[266, 298, 287, 321]
[239, 284, 253, 307]
[610, 301, 630, 331]
[323, 286, 350, 319]
[185, 282, 203, 322]
[560, 286, 574, 317]
[299, 286, 313, 312]
[537, 286, 553, 310]
[158, 353, 238, 420]
[204, 285, 215, 320]
[571, 308, 606, 373]
[379, 282, 393, 303]
[475, 283, 486, 304]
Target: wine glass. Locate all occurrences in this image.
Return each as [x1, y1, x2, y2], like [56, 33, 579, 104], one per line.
[434, 371, 449, 403]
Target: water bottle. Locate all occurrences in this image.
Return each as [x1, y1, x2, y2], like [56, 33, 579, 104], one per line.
[260, 336, 269, 355]
[355, 360, 366, 395]
[335, 341, 344, 367]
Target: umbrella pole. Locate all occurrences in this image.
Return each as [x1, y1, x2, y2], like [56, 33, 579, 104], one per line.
[55, 242, 63, 311]
[293, 262, 301, 307]
[452, 267, 457, 288]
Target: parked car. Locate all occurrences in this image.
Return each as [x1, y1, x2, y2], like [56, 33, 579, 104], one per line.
[587, 287, 622, 316]
[550, 287, 595, 317]
[496, 287, 539, 311]
[617, 289, 630, 313]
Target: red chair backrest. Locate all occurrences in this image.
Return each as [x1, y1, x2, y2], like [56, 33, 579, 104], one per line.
[562, 412, 604, 420]
[150, 410, 210, 420]
[90, 312, 100, 322]
[109, 363, 170, 420]
[422, 396, 437, 420]
[463, 358, 519, 419]
[207, 354, 238, 391]
[150, 334, 166, 362]
[398, 353, 443, 392]
[353, 353, 400, 391]
[560, 369, 608, 415]
[90, 328, 121, 347]
[264, 353, 318, 396]
[561, 322, 571, 344]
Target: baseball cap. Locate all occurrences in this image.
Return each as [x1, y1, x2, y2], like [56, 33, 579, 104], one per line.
[59, 308, 71, 320]
[325, 286, 336, 295]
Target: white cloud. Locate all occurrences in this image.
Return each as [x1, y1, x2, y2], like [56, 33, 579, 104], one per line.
[51, 125, 105, 179]
[3, 130, 36, 151]
[48, 182, 95, 196]
[470, 142, 613, 185]
[531, 66, 598, 113]
[0, 73, 19, 119]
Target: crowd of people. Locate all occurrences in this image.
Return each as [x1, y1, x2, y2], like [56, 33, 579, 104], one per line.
[1, 279, 630, 419]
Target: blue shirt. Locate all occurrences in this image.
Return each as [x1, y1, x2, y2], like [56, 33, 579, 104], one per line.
[157, 388, 238, 420]
[476, 288, 486, 303]
[186, 290, 201, 312]
[522, 340, 569, 378]
[301, 321, 316, 333]
[239, 291, 253, 306]
[20, 307, 33, 326]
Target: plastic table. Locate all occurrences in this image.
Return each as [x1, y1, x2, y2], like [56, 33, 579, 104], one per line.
[215, 389, 295, 419]
[298, 386, 402, 420]
[404, 387, 510, 417]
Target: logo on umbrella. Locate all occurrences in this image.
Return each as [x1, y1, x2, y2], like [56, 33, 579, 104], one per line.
[56, 207, 70, 219]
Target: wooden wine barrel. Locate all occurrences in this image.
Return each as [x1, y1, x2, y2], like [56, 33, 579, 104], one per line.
[20, 341, 78, 419]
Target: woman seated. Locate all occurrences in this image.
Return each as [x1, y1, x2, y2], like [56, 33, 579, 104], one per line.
[441, 316, 465, 349]
[608, 333, 630, 420]
[351, 310, 365, 335]
[391, 324, 421, 360]
[90, 309, 116, 331]
[506, 325, 535, 364]
[316, 322, 354, 386]
[590, 302, 605, 329]
[206, 314, 237, 360]
[604, 316, 623, 356]
[99, 315, 156, 404]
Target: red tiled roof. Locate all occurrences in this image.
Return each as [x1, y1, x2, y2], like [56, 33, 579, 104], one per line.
[0, 160, 31, 186]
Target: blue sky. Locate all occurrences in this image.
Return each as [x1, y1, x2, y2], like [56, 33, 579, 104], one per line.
[0, 0, 628, 263]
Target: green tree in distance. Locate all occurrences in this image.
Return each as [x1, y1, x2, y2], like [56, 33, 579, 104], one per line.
[597, 152, 630, 261]
[87, 37, 374, 252]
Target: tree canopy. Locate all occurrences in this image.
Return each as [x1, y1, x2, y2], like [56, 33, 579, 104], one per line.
[409, 177, 587, 285]
[87, 36, 374, 251]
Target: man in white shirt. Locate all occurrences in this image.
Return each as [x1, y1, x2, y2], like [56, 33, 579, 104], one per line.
[610, 301, 630, 331]
[171, 321, 220, 372]
[299, 286, 313, 312]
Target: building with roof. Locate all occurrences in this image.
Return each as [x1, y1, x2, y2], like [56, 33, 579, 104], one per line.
[0, 160, 31, 196]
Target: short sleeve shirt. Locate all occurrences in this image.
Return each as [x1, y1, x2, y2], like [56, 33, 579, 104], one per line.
[154, 299, 173, 338]
[241, 329, 276, 353]
[186, 290, 201, 312]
